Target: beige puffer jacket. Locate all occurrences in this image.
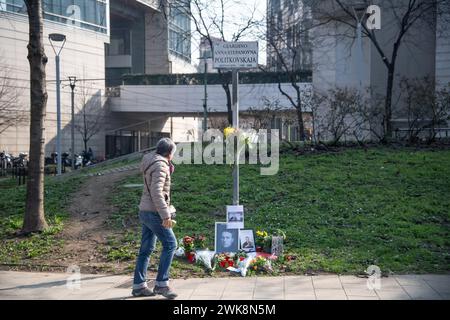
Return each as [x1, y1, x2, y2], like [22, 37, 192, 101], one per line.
[138, 152, 172, 219]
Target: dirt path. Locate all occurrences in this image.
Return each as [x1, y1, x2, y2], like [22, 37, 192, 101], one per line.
[50, 169, 139, 273]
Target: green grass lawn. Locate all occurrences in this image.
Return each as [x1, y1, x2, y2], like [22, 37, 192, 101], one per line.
[0, 176, 82, 265]
[0, 146, 449, 276]
[109, 147, 450, 275]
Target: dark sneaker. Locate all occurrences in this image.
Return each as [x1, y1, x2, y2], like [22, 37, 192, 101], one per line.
[153, 286, 178, 299]
[131, 287, 155, 297]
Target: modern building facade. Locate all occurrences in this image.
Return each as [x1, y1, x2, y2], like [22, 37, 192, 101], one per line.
[266, 0, 313, 72]
[311, 0, 449, 140]
[0, 0, 200, 159]
[266, 0, 449, 141]
[0, 0, 110, 157]
[108, 75, 313, 144]
[197, 36, 219, 73]
[106, 0, 195, 87]
[104, 0, 200, 158]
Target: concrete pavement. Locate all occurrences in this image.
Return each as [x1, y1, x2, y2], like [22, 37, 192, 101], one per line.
[0, 271, 449, 300]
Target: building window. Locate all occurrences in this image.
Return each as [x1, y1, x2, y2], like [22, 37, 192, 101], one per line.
[106, 28, 131, 56]
[1, 0, 108, 34]
[168, 1, 191, 61]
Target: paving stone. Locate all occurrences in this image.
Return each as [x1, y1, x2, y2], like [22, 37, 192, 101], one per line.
[339, 276, 368, 285]
[347, 296, 379, 300]
[395, 275, 428, 286]
[190, 295, 222, 300]
[221, 292, 254, 300]
[315, 289, 347, 300]
[376, 289, 411, 300]
[285, 293, 316, 300]
[401, 285, 442, 300]
[424, 280, 450, 295]
[1, 271, 450, 300]
[312, 276, 343, 289]
[253, 291, 284, 300]
[343, 287, 378, 297]
[192, 287, 224, 298]
[96, 288, 133, 300]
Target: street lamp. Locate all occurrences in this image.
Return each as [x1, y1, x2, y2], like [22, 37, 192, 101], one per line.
[68, 76, 77, 170]
[49, 33, 66, 175]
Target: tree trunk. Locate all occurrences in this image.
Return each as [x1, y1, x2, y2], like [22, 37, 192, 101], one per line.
[384, 40, 400, 141]
[22, 0, 48, 234]
[223, 83, 233, 126]
[296, 107, 306, 141]
[384, 66, 395, 141]
[84, 138, 88, 155]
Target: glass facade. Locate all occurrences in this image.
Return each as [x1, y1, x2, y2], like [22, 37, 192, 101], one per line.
[168, 1, 191, 61]
[106, 28, 131, 56]
[1, 0, 108, 34]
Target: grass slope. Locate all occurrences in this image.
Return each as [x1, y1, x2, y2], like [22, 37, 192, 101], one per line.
[109, 147, 450, 274]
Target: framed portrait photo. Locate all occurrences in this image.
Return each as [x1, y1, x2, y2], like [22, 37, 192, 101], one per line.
[239, 229, 256, 253]
[215, 222, 240, 253]
[226, 205, 244, 229]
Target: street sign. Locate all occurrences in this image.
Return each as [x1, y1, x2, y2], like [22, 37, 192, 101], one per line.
[211, 40, 259, 205]
[212, 41, 259, 69]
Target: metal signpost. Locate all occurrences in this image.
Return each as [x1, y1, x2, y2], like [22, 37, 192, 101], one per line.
[212, 41, 258, 205]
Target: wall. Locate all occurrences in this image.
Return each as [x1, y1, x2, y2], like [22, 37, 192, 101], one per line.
[436, 2, 450, 88]
[109, 82, 313, 113]
[311, 0, 438, 140]
[0, 10, 109, 157]
[104, 111, 202, 143]
[144, 9, 171, 74]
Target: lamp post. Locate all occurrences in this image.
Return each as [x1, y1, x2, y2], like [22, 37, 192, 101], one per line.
[49, 33, 66, 175]
[68, 76, 77, 170]
[199, 49, 211, 134]
[203, 59, 208, 133]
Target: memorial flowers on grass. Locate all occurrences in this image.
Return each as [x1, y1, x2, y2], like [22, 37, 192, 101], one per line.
[215, 253, 235, 270]
[255, 230, 271, 252]
[193, 234, 207, 250]
[248, 256, 273, 275]
[182, 236, 195, 262]
[235, 250, 248, 262]
[182, 236, 194, 252]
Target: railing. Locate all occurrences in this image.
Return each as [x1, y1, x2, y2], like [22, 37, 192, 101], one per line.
[394, 128, 450, 140]
[0, 154, 28, 186]
[122, 70, 313, 86]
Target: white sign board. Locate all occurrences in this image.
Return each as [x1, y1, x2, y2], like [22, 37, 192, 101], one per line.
[213, 41, 259, 69]
[226, 205, 244, 229]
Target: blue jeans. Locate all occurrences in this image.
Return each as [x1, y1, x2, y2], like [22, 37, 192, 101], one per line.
[133, 211, 177, 289]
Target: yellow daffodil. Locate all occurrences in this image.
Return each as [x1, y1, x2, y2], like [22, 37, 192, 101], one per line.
[224, 127, 236, 138]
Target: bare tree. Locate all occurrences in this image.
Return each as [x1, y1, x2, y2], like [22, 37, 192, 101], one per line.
[261, 1, 317, 141]
[171, 0, 262, 125]
[75, 82, 104, 154]
[22, 0, 49, 234]
[319, 87, 366, 145]
[310, 92, 326, 144]
[208, 114, 229, 131]
[398, 77, 433, 142]
[432, 83, 450, 141]
[398, 77, 450, 142]
[245, 98, 284, 130]
[313, 0, 449, 141]
[0, 67, 25, 135]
